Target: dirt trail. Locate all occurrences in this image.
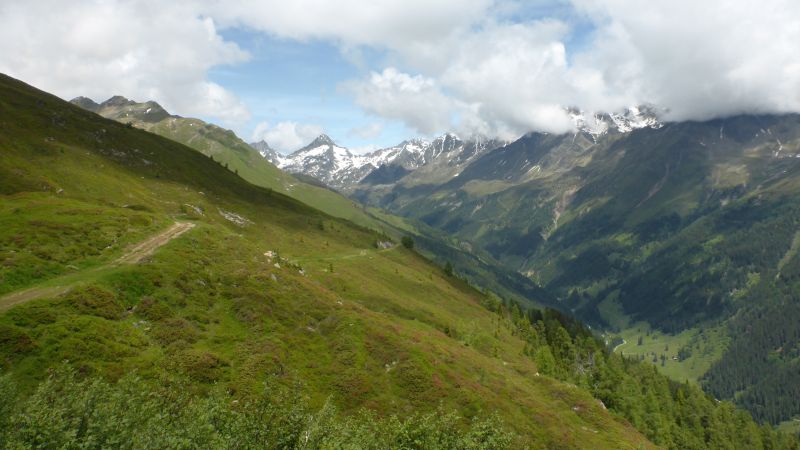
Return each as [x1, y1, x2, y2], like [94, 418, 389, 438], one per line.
[0, 222, 195, 311]
[0, 286, 72, 312]
[115, 222, 195, 264]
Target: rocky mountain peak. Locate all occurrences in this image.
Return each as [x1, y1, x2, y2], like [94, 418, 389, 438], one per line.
[567, 105, 663, 140]
[102, 95, 133, 107]
[69, 96, 100, 112]
[251, 139, 272, 150]
[71, 95, 171, 123]
[249, 140, 282, 165]
[309, 134, 335, 147]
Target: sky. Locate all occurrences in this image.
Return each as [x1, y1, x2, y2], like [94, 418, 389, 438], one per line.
[1, 0, 799, 153]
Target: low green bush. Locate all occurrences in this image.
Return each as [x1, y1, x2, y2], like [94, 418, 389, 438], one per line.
[0, 365, 515, 449]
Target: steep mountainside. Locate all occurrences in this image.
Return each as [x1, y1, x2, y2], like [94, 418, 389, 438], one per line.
[2, 73, 794, 448]
[356, 111, 800, 425]
[70, 96, 381, 230]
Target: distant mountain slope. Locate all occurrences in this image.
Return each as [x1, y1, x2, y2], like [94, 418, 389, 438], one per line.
[360, 164, 412, 185]
[70, 95, 382, 230]
[357, 109, 800, 425]
[348, 108, 661, 207]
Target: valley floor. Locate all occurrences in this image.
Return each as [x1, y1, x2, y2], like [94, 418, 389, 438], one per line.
[609, 322, 728, 384]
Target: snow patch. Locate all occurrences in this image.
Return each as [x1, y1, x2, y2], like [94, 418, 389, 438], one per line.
[569, 106, 662, 139]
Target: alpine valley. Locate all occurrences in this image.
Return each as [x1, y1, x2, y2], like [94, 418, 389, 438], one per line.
[0, 72, 798, 449]
[247, 105, 800, 430]
[6, 0, 800, 447]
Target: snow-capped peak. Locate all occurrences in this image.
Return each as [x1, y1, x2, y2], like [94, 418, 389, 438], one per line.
[568, 105, 662, 141]
[250, 132, 505, 190]
[308, 134, 335, 147]
[250, 140, 282, 165]
[249, 108, 661, 190]
[608, 106, 662, 133]
[263, 134, 357, 187]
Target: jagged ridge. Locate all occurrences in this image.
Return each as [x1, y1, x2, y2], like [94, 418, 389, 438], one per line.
[251, 133, 506, 190]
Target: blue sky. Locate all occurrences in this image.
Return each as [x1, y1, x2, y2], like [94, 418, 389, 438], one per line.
[3, 1, 798, 154]
[201, 3, 599, 152]
[208, 29, 416, 151]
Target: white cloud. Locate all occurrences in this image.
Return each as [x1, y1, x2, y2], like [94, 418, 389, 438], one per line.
[204, 0, 492, 51]
[437, 21, 579, 136]
[569, 0, 800, 121]
[341, 22, 587, 138]
[4, 1, 800, 141]
[251, 121, 324, 153]
[348, 122, 384, 140]
[344, 68, 455, 134]
[0, 1, 250, 125]
[337, 1, 800, 138]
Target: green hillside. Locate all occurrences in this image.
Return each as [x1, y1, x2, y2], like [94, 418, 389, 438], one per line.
[72, 95, 559, 315]
[1, 74, 796, 448]
[71, 95, 383, 231]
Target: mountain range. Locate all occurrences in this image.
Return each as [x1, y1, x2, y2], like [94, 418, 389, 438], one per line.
[250, 105, 661, 191]
[252, 104, 800, 428]
[1, 72, 798, 447]
[252, 133, 507, 190]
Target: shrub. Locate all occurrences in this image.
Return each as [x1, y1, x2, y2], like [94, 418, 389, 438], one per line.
[63, 285, 124, 320]
[136, 296, 172, 321]
[0, 365, 517, 449]
[152, 317, 199, 346]
[0, 324, 36, 358]
[176, 350, 226, 382]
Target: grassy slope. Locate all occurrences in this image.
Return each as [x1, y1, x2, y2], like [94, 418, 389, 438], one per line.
[0, 74, 653, 448]
[81, 99, 386, 231]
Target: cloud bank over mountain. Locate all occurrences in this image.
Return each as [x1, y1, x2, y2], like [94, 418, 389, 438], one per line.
[341, 0, 800, 139]
[2, 0, 798, 141]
